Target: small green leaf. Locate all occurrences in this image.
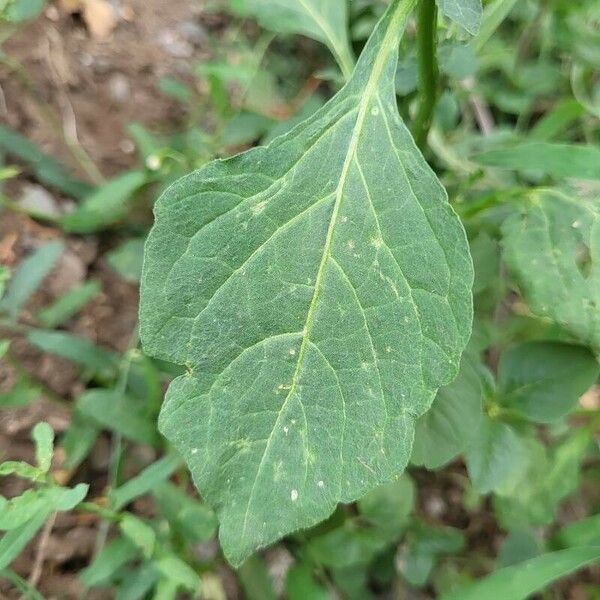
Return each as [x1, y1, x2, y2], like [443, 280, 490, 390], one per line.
[465, 417, 526, 494]
[110, 453, 182, 511]
[502, 189, 600, 353]
[358, 474, 414, 536]
[436, 0, 482, 35]
[439, 546, 600, 600]
[59, 415, 99, 471]
[115, 563, 160, 600]
[553, 515, 600, 549]
[307, 522, 391, 569]
[0, 375, 41, 409]
[494, 430, 591, 530]
[286, 563, 330, 600]
[475, 143, 600, 180]
[77, 390, 158, 446]
[470, 232, 499, 295]
[232, 0, 355, 78]
[497, 342, 600, 422]
[497, 530, 541, 568]
[48, 483, 89, 511]
[0, 266, 10, 300]
[119, 515, 156, 558]
[0, 568, 44, 599]
[140, 0, 473, 566]
[26, 330, 119, 377]
[32, 422, 54, 473]
[398, 522, 464, 587]
[411, 356, 483, 469]
[80, 537, 139, 587]
[0, 490, 48, 531]
[0, 126, 92, 198]
[0, 240, 64, 321]
[61, 170, 148, 233]
[37, 280, 101, 328]
[154, 556, 201, 593]
[0, 461, 41, 480]
[106, 239, 145, 283]
[153, 483, 217, 543]
[237, 554, 277, 600]
[0, 512, 48, 571]
[470, 0, 519, 53]
[530, 100, 586, 141]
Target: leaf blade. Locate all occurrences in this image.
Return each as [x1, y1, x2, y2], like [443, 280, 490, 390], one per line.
[141, 0, 472, 566]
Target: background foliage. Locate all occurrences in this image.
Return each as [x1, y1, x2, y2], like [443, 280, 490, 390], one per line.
[0, 0, 599, 598]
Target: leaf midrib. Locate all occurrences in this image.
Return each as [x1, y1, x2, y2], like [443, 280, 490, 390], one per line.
[239, 0, 413, 540]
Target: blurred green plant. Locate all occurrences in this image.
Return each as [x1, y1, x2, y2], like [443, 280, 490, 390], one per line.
[0, 0, 599, 597]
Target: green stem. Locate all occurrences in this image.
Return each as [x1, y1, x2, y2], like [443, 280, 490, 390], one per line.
[333, 42, 356, 82]
[411, 0, 439, 150]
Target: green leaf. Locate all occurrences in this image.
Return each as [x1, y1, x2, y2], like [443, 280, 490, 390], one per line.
[106, 238, 145, 283]
[0, 126, 92, 198]
[0, 240, 64, 320]
[0, 266, 10, 300]
[80, 536, 139, 587]
[119, 515, 156, 558]
[115, 563, 160, 600]
[237, 555, 277, 600]
[0, 375, 41, 408]
[470, 0, 519, 53]
[47, 483, 89, 511]
[398, 522, 464, 587]
[470, 231, 499, 295]
[0, 484, 89, 531]
[439, 546, 600, 600]
[475, 143, 600, 180]
[497, 342, 599, 423]
[77, 389, 158, 446]
[26, 330, 119, 377]
[37, 280, 101, 328]
[553, 515, 600, 549]
[59, 414, 99, 471]
[497, 530, 541, 568]
[0, 490, 48, 531]
[153, 556, 201, 593]
[61, 170, 148, 233]
[465, 416, 526, 494]
[140, 0, 473, 566]
[436, 0, 482, 35]
[0, 512, 48, 571]
[502, 189, 600, 353]
[306, 522, 391, 569]
[530, 100, 586, 141]
[153, 483, 217, 543]
[0, 461, 41, 480]
[357, 474, 414, 536]
[110, 453, 182, 511]
[286, 563, 330, 600]
[494, 430, 591, 530]
[0, 568, 44, 600]
[32, 422, 54, 473]
[1, 0, 44, 22]
[411, 356, 483, 469]
[232, 0, 355, 78]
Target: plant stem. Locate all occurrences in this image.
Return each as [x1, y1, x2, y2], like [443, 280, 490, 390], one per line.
[412, 0, 439, 150]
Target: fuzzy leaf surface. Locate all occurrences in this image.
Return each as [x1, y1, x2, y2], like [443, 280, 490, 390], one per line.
[140, 0, 473, 566]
